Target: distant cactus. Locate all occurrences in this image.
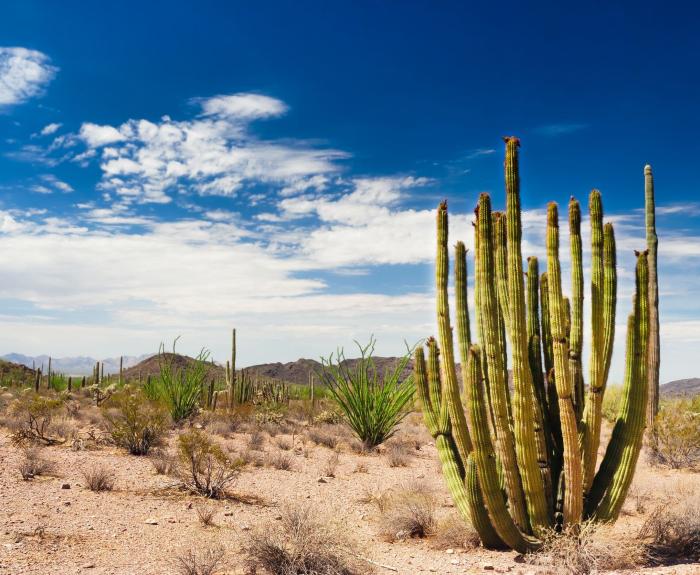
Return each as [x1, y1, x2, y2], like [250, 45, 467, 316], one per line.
[415, 137, 655, 552]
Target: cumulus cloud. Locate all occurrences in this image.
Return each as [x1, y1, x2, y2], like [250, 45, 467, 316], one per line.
[0, 47, 57, 106]
[62, 93, 347, 204]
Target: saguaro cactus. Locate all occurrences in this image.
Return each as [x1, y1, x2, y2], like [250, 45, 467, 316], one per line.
[416, 137, 656, 552]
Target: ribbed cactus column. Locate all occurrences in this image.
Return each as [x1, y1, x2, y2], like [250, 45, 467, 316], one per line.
[475, 194, 529, 532]
[645, 165, 660, 428]
[568, 198, 585, 419]
[546, 203, 583, 526]
[503, 137, 550, 532]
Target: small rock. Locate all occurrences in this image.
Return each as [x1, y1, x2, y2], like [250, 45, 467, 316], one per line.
[317, 477, 327, 483]
[61, 483, 70, 489]
[446, 548, 454, 554]
[239, 523, 250, 531]
[481, 563, 495, 571]
[81, 563, 95, 569]
[144, 518, 158, 525]
[450, 559, 459, 565]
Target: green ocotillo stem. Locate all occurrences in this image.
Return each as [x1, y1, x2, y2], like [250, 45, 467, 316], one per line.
[546, 202, 583, 526]
[526, 257, 554, 505]
[568, 198, 585, 419]
[476, 193, 530, 532]
[414, 344, 503, 548]
[466, 345, 541, 552]
[645, 165, 660, 428]
[582, 223, 617, 491]
[589, 252, 650, 521]
[503, 136, 550, 532]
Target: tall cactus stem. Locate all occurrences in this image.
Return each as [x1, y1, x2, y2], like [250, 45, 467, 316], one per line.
[546, 202, 583, 526]
[503, 137, 550, 531]
[568, 198, 585, 419]
[645, 165, 660, 428]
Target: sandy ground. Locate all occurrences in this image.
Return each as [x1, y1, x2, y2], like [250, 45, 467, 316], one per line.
[0, 409, 698, 575]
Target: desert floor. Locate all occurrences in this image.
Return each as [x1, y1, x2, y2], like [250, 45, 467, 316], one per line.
[0, 407, 698, 575]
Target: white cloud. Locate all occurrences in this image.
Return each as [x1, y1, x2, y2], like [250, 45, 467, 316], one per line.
[39, 122, 62, 136]
[198, 93, 288, 119]
[79, 123, 127, 147]
[0, 47, 57, 106]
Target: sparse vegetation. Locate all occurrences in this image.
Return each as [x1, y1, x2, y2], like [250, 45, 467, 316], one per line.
[246, 504, 365, 575]
[195, 502, 217, 527]
[104, 389, 168, 455]
[319, 338, 415, 450]
[8, 394, 65, 446]
[150, 448, 177, 475]
[17, 447, 55, 480]
[82, 465, 115, 492]
[176, 429, 242, 498]
[174, 545, 225, 575]
[308, 426, 339, 449]
[378, 483, 436, 542]
[266, 449, 294, 471]
[640, 497, 700, 565]
[648, 398, 700, 469]
[385, 441, 411, 468]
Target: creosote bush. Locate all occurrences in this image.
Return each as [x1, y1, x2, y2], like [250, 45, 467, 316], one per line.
[176, 429, 242, 498]
[9, 394, 65, 446]
[378, 483, 437, 542]
[82, 465, 115, 492]
[319, 338, 415, 450]
[174, 545, 225, 575]
[104, 389, 168, 455]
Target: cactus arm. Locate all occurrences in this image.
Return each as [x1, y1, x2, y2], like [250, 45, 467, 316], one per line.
[493, 211, 511, 329]
[582, 222, 617, 491]
[527, 257, 554, 506]
[568, 198, 585, 419]
[466, 345, 541, 552]
[475, 193, 530, 532]
[436, 203, 472, 458]
[645, 165, 660, 427]
[588, 251, 649, 521]
[455, 241, 472, 353]
[546, 203, 584, 526]
[503, 136, 550, 532]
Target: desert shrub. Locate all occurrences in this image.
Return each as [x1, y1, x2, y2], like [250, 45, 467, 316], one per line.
[358, 487, 393, 513]
[247, 430, 265, 451]
[267, 450, 294, 471]
[648, 399, 700, 469]
[378, 484, 436, 542]
[17, 447, 55, 480]
[174, 545, 225, 575]
[82, 465, 115, 492]
[319, 338, 415, 449]
[431, 514, 480, 551]
[385, 442, 411, 468]
[150, 448, 177, 475]
[323, 452, 340, 477]
[148, 339, 211, 422]
[195, 502, 217, 527]
[640, 497, 700, 565]
[8, 394, 65, 446]
[254, 403, 286, 426]
[176, 430, 242, 498]
[527, 521, 643, 575]
[246, 504, 366, 575]
[104, 390, 168, 455]
[314, 409, 343, 425]
[308, 427, 339, 449]
[275, 436, 292, 451]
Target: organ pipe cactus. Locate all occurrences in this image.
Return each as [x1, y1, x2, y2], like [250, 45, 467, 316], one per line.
[415, 137, 655, 552]
[645, 165, 660, 428]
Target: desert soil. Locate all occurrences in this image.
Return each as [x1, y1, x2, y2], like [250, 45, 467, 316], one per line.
[0, 414, 698, 575]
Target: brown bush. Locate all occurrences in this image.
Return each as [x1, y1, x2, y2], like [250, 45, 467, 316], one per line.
[82, 465, 115, 492]
[246, 504, 367, 575]
[526, 521, 644, 575]
[308, 427, 339, 449]
[174, 545, 225, 575]
[150, 448, 177, 475]
[323, 452, 340, 477]
[378, 485, 436, 542]
[385, 442, 411, 468]
[640, 497, 700, 565]
[266, 450, 294, 471]
[8, 394, 65, 446]
[195, 502, 217, 527]
[430, 514, 480, 551]
[104, 390, 168, 455]
[17, 447, 55, 480]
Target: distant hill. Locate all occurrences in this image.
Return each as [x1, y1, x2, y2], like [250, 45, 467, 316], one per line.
[122, 354, 416, 386]
[0, 359, 37, 386]
[1, 353, 151, 376]
[660, 378, 700, 398]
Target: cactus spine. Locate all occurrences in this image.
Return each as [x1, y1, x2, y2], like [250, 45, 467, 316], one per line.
[645, 165, 660, 428]
[416, 137, 657, 552]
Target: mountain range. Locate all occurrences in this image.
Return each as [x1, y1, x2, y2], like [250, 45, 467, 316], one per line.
[1, 353, 151, 376]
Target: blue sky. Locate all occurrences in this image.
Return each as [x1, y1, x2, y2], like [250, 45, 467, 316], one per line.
[0, 1, 698, 382]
